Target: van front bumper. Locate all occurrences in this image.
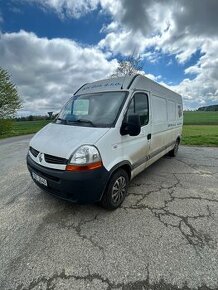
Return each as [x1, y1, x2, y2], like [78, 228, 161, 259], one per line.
[27, 155, 109, 203]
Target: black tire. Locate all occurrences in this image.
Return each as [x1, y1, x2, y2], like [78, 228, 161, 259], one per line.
[169, 139, 180, 157]
[100, 169, 129, 210]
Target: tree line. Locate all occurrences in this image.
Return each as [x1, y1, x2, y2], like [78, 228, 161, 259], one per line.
[15, 114, 57, 122]
[197, 105, 218, 111]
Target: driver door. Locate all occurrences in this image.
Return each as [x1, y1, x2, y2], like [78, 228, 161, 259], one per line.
[121, 91, 151, 176]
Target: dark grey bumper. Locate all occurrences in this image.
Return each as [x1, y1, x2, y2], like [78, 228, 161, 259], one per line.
[27, 154, 109, 203]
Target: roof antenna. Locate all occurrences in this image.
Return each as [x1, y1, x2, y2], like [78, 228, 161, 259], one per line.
[120, 46, 137, 90]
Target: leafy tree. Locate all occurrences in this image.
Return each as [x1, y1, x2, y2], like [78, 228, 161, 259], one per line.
[111, 56, 143, 77]
[0, 67, 22, 119]
[28, 115, 33, 121]
[0, 67, 22, 135]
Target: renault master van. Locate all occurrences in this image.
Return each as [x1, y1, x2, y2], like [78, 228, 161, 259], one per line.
[27, 74, 183, 209]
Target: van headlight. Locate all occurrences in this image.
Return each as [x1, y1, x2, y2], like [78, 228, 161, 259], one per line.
[66, 145, 102, 171]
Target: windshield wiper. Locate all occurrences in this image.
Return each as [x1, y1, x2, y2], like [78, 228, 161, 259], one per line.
[67, 119, 96, 127]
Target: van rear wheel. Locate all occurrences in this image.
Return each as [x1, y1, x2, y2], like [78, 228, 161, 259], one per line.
[169, 139, 180, 157]
[100, 169, 129, 210]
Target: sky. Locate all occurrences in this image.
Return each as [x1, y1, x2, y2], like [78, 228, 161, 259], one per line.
[0, 0, 218, 115]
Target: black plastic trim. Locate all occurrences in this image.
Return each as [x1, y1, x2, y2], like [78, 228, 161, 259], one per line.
[29, 146, 39, 157]
[44, 153, 67, 165]
[98, 160, 132, 200]
[74, 83, 88, 95]
[109, 161, 132, 176]
[127, 74, 140, 89]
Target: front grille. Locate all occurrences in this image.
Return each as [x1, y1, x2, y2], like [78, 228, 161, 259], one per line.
[30, 146, 39, 157]
[44, 153, 67, 165]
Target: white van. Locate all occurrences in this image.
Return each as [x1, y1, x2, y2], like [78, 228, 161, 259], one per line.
[27, 74, 183, 209]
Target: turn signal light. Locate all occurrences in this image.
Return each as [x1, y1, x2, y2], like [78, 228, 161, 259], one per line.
[65, 161, 102, 171]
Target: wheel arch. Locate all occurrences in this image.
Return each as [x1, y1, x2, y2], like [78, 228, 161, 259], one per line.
[99, 161, 132, 201]
[109, 161, 132, 181]
[176, 136, 181, 144]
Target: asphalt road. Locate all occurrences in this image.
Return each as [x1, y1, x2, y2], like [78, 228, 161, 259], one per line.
[0, 135, 218, 290]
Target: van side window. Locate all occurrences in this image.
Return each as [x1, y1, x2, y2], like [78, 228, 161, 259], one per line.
[127, 93, 149, 126]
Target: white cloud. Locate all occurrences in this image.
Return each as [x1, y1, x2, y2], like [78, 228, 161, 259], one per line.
[144, 73, 162, 82]
[172, 40, 218, 109]
[97, 0, 218, 109]
[0, 30, 117, 115]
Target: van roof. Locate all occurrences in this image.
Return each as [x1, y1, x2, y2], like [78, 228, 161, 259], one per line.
[74, 74, 181, 101]
[74, 75, 135, 95]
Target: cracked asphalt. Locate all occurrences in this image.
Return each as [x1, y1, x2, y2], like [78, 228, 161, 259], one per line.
[0, 135, 218, 290]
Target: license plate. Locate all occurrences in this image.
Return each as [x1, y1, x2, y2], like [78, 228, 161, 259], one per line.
[32, 172, 47, 187]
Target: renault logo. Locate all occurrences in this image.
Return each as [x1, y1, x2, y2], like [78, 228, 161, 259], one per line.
[38, 153, 43, 163]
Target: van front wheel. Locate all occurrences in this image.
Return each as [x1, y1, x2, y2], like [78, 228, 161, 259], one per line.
[100, 169, 129, 210]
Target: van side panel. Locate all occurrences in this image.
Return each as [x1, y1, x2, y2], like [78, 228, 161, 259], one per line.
[149, 93, 183, 159]
[150, 95, 168, 156]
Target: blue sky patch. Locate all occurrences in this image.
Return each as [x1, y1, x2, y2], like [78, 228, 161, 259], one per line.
[0, 1, 111, 45]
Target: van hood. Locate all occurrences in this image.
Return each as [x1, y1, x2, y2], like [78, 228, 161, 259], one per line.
[30, 123, 110, 159]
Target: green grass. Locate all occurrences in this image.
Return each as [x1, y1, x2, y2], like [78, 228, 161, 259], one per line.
[183, 111, 218, 125]
[182, 125, 218, 146]
[182, 112, 218, 146]
[0, 120, 50, 139]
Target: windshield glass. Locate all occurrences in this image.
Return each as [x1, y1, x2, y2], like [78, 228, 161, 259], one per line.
[55, 91, 127, 127]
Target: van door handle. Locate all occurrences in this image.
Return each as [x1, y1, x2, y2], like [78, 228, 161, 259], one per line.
[147, 133, 151, 140]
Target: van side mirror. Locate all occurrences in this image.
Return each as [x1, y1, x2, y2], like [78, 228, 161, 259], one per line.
[120, 114, 141, 136]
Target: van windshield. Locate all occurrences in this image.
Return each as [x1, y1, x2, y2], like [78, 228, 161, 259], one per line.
[55, 91, 127, 128]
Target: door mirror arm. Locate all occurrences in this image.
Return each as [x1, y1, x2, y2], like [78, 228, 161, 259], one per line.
[120, 122, 128, 135]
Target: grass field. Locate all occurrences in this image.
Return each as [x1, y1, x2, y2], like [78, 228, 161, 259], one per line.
[182, 111, 218, 146]
[0, 112, 218, 146]
[184, 111, 218, 125]
[0, 120, 50, 139]
[182, 125, 218, 146]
